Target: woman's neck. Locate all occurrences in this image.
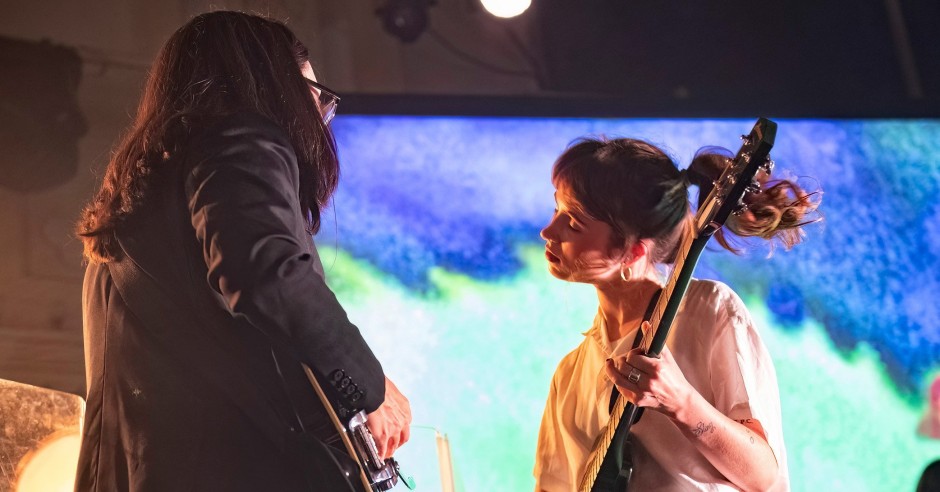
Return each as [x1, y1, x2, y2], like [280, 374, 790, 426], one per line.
[596, 277, 663, 343]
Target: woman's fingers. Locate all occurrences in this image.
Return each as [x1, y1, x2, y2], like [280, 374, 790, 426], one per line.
[606, 358, 662, 407]
[365, 377, 413, 460]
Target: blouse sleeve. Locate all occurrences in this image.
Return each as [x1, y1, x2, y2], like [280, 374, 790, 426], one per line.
[707, 288, 759, 418]
[706, 283, 787, 471]
[534, 373, 572, 492]
[184, 114, 385, 413]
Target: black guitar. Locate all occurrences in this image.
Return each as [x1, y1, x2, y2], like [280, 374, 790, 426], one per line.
[577, 118, 778, 492]
[301, 364, 416, 491]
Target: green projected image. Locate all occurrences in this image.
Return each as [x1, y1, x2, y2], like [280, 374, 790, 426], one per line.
[316, 117, 940, 491]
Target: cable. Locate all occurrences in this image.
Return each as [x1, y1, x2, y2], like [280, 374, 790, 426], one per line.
[426, 27, 534, 78]
[883, 0, 924, 99]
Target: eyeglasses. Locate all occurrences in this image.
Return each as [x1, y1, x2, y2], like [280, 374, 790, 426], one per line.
[305, 79, 341, 125]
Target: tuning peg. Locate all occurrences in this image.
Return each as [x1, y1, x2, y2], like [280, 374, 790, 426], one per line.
[740, 134, 752, 144]
[740, 153, 751, 164]
[732, 202, 749, 216]
[761, 158, 775, 174]
[745, 180, 762, 194]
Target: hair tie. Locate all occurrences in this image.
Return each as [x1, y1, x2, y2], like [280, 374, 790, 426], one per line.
[677, 168, 691, 187]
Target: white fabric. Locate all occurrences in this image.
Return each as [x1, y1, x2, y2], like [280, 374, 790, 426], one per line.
[534, 279, 789, 492]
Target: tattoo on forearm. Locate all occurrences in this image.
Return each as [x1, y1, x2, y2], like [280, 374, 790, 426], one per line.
[735, 419, 759, 444]
[692, 421, 715, 437]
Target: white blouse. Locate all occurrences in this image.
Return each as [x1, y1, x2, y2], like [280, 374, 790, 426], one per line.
[534, 279, 789, 492]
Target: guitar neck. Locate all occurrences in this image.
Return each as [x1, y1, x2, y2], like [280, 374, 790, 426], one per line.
[643, 233, 710, 356]
[578, 231, 710, 492]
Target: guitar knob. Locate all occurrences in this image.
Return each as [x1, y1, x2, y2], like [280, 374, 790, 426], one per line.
[761, 158, 775, 174]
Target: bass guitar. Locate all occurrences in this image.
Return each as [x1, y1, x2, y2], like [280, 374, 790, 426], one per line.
[301, 364, 416, 492]
[577, 118, 778, 492]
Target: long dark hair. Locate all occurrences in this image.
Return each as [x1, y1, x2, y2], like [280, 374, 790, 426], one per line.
[552, 137, 820, 263]
[77, 11, 338, 263]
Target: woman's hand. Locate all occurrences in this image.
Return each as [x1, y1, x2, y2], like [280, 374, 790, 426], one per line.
[365, 377, 412, 460]
[604, 322, 693, 419]
[605, 322, 780, 491]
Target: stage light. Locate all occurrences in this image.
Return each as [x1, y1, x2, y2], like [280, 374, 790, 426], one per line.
[480, 0, 531, 18]
[15, 432, 82, 492]
[0, 379, 84, 492]
[376, 0, 436, 43]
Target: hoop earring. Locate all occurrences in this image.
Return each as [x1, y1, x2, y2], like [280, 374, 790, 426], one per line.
[620, 264, 632, 282]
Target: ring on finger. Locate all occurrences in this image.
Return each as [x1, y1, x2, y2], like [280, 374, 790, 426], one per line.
[627, 367, 641, 384]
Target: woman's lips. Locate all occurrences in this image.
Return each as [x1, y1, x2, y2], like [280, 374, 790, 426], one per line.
[545, 249, 561, 263]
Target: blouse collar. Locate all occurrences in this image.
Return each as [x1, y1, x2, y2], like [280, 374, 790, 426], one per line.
[584, 308, 642, 358]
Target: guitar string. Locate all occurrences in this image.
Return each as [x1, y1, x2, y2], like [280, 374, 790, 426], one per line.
[577, 227, 697, 491]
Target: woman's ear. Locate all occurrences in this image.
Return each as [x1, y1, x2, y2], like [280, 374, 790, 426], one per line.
[625, 240, 650, 267]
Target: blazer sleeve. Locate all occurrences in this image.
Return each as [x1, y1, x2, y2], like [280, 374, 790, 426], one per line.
[184, 114, 385, 413]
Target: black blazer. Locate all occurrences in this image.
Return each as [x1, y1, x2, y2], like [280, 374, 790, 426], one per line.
[75, 113, 385, 492]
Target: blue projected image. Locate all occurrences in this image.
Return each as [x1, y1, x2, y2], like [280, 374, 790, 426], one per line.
[314, 116, 940, 491]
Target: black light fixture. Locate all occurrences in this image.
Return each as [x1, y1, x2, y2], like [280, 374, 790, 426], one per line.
[0, 36, 87, 192]
[375, 0, 436, 43]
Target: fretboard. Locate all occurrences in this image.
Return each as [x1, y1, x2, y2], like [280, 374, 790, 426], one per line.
[577, 227, 704, 492]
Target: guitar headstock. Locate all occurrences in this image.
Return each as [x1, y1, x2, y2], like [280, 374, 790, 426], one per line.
[694, 117, 777, 237]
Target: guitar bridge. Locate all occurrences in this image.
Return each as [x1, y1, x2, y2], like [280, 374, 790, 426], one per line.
[348, 411, 404, 491]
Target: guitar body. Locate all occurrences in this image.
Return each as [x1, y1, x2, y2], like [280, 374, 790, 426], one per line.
[293, 432, 368, 492]
[300, 363, 405, 492]
[592, 412, 635, 492]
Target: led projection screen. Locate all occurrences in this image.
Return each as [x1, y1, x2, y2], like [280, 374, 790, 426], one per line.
[316, 115, 940, 492]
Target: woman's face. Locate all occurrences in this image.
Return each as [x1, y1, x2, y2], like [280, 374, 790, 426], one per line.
[301, 61, 320, 102]
[540, 184, 621, 284]
[301, 60, 339, 124]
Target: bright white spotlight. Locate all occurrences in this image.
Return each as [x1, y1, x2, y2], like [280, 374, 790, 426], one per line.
[15, 432, 82, 492]
[480, 0, 531, 18]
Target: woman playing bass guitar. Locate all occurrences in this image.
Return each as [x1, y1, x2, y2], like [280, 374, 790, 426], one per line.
[533, 136, 817, 492]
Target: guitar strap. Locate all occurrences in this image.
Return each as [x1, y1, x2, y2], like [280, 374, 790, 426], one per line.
[107, 249, 361, 491]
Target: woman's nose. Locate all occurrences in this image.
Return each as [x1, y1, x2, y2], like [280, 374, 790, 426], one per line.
[540, 217, 558, 242]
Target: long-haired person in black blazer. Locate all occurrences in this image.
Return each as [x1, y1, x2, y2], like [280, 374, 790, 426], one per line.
[75, 11, 410, 491]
